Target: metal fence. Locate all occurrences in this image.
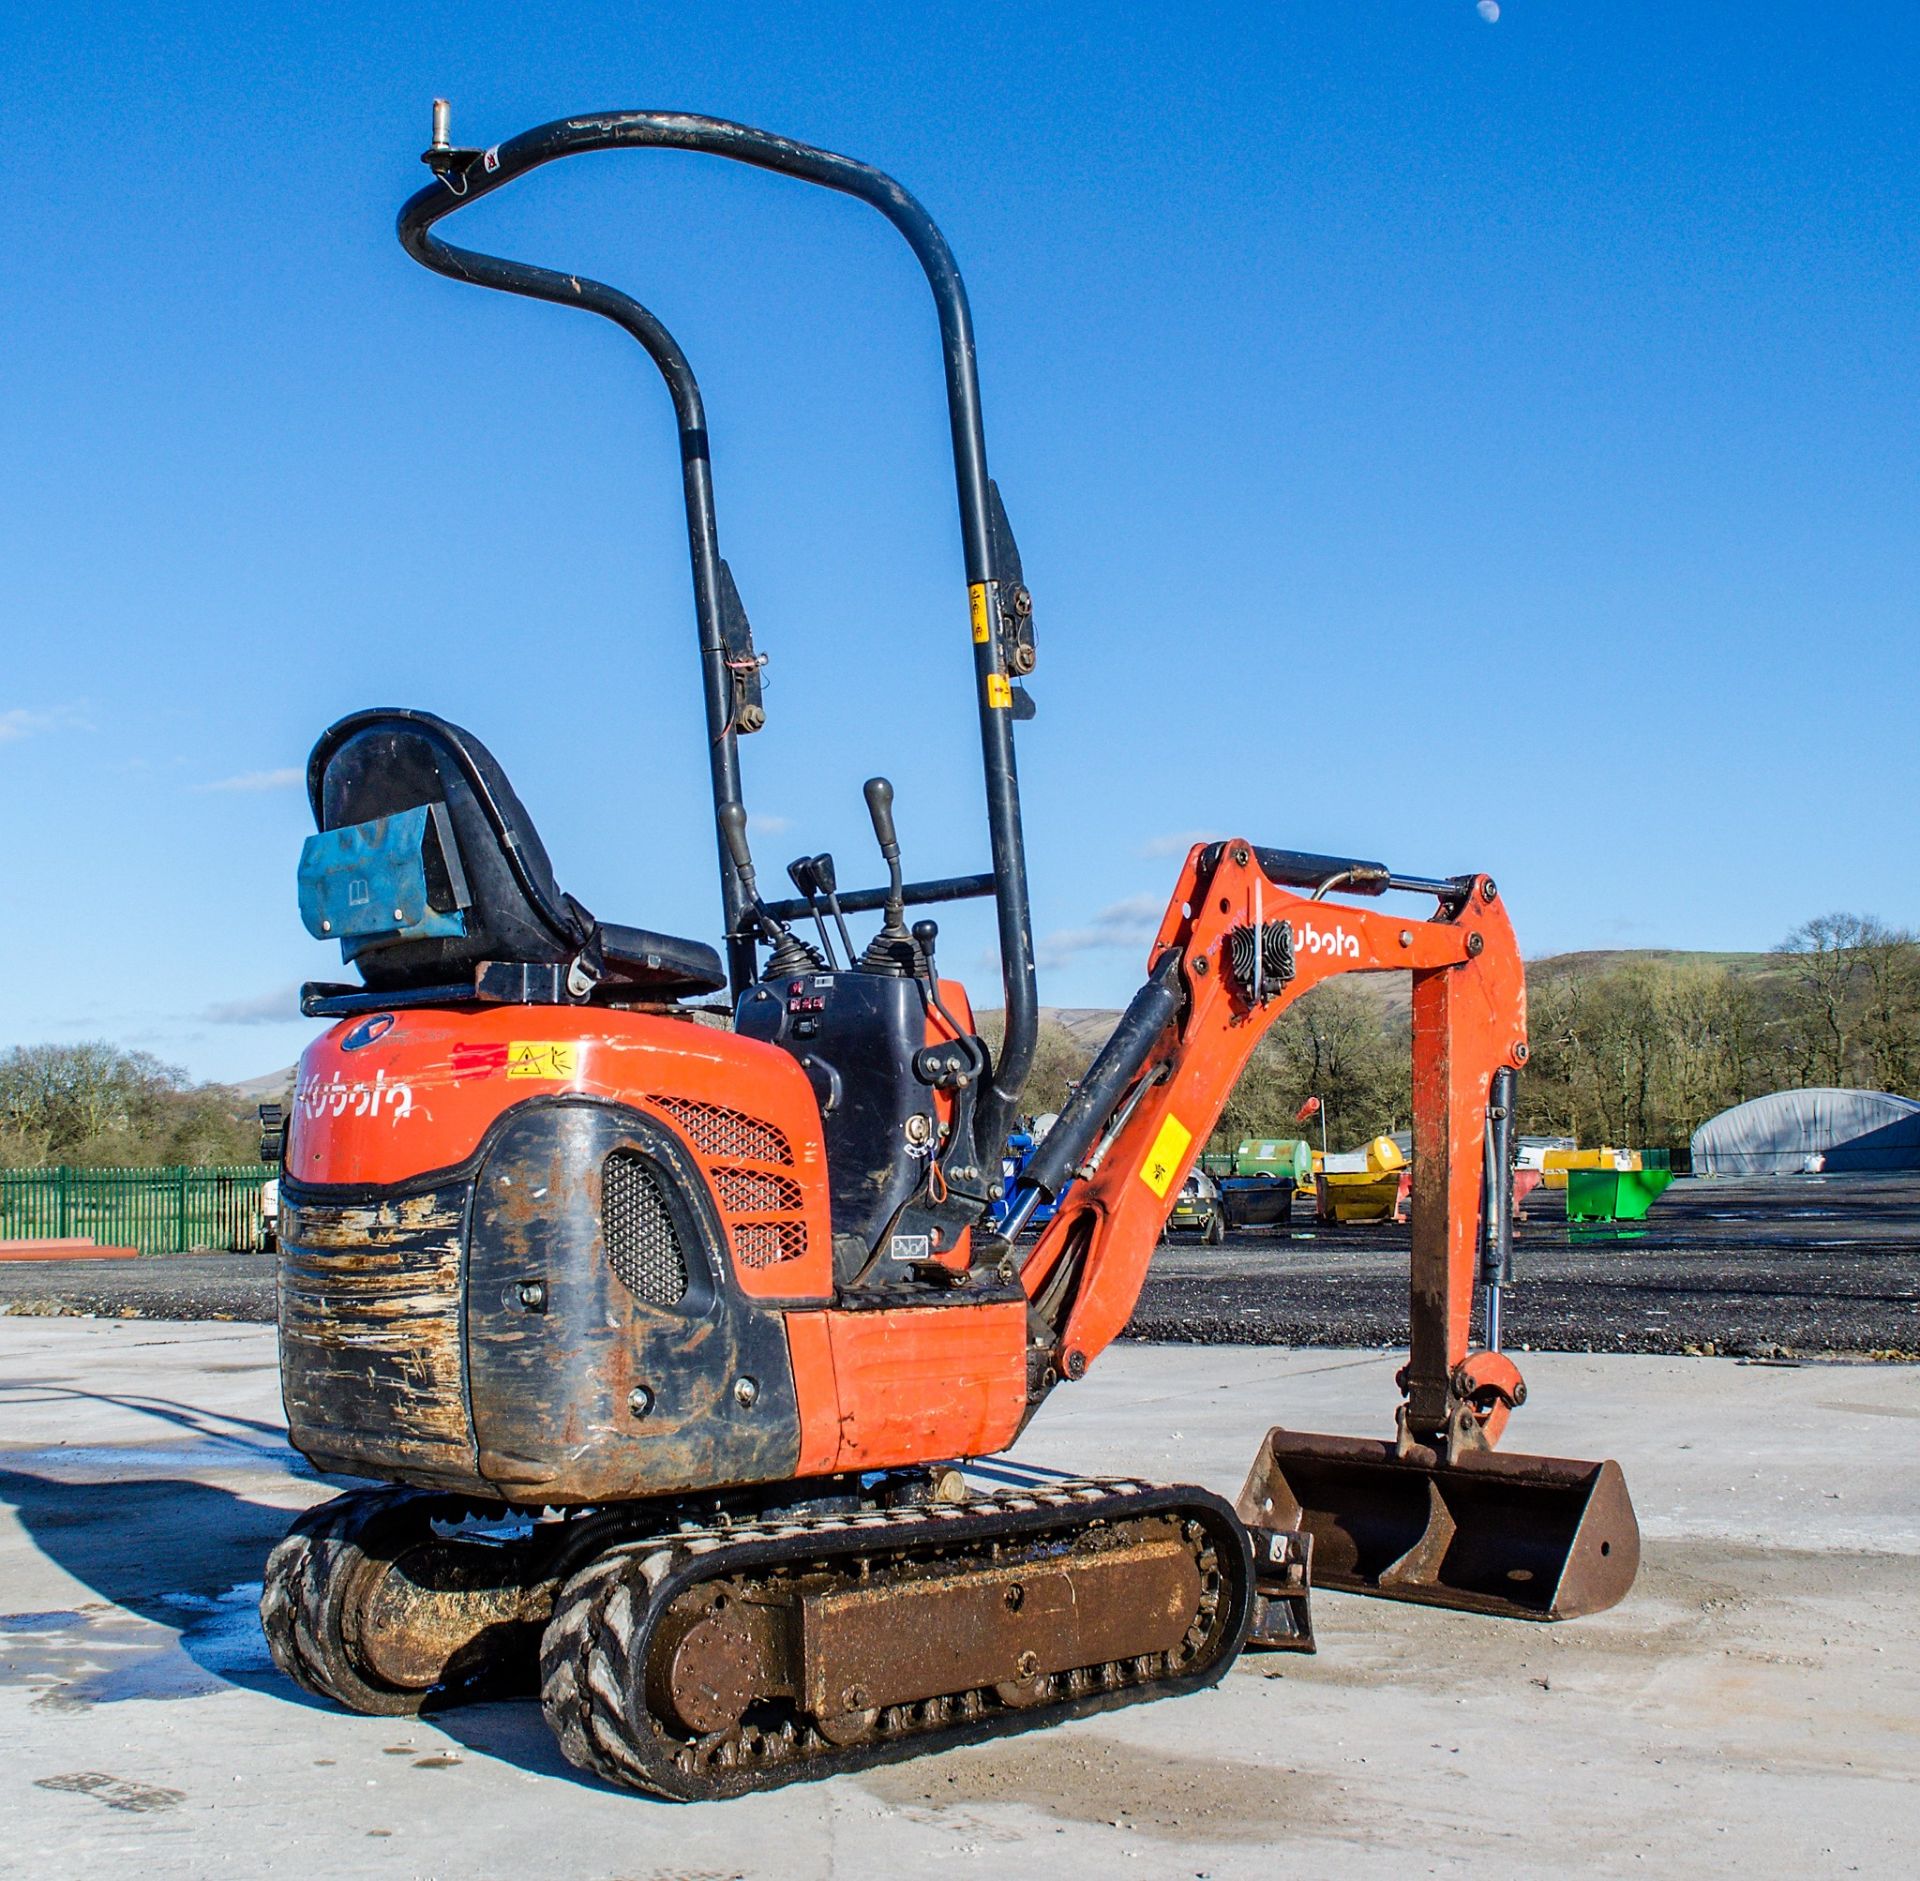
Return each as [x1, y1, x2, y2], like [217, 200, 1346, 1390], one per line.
[0, 1165, 270, 1255]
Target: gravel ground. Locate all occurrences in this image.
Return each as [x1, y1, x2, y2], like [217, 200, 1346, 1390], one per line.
[0, 1256, 276, 1324]
[1135, 1172, 1920, 1358]
[4, 1173, 1916, 1358]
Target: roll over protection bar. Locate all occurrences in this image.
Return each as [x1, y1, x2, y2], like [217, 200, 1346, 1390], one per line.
[397, 109, 1040, 1153]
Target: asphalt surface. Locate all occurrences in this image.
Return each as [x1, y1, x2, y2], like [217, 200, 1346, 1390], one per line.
[3, 1174, 1916, 1359]
[1136, 1172, 1920, 1359]
[0, 1255, 278, 1323]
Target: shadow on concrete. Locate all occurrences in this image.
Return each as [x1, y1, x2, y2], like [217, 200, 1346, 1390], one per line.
[0, 1464, 308, 1705]
[0, 1458, 617, 1789]
[0, 1378, 292, 1451]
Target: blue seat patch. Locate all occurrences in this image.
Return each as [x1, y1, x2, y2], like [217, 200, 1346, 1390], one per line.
[298, 803, 469, 950]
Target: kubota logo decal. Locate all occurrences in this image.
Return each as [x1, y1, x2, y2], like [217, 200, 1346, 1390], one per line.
[297, 1069, 414, 1122]
[1295, 920, 1361, 960]
[451, 1042, 509, 1081]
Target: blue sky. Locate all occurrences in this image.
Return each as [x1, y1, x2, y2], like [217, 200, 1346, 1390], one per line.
[3, 2, 1915, 1084]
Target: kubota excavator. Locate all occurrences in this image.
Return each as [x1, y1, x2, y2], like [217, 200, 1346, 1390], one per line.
[260, 105, 1639, 1800]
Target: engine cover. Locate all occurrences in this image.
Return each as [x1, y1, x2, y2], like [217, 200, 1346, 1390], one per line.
[277, 1006, 831, 1504]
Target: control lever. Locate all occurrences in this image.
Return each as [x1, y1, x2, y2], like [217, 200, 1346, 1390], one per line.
[786, 855, 840, 967]
[718, 803, 821, 976]
[858, 777, 917, 973]
[908, 917, 991, 1232]
[911, 920, 986, 1088]
[812, 852, 857, 965]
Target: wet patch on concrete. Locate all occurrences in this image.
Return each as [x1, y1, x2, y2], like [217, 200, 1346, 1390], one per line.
[157, 1581, 274, 1680]
[1241, 1539, 1906, 1698]
[0, 1581, 270, 1706]
[3, 1438, 296, 1476]
[1, 1603, 216, 1707]
[1819, 1398, 1920, 1420]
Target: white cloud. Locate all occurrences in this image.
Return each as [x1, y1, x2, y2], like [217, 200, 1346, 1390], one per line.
[1139, 829, 1220, 860]
[1477, 1, 1501, 21]
[199, 767, 304, 793]
[1035, 892, 1166, 970]
[0, 704, 92, 745]
[205, 985, 303, 1025]
[749, 812, 794, 836]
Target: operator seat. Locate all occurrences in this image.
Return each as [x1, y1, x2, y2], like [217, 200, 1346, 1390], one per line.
[304, 708, 726, 1002]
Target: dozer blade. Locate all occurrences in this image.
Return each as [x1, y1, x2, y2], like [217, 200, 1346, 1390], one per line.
[1237, 1427, 1639, 1621]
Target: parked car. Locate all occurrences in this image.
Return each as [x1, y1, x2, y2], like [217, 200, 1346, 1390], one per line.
[1166, 1169, 1225, 1243]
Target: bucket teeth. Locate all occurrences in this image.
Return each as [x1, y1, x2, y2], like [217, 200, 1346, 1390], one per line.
[1238, 1427, 1640, 1622]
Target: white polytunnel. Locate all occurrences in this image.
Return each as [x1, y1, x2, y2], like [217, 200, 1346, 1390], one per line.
[1689, 1087, 1920, 1176]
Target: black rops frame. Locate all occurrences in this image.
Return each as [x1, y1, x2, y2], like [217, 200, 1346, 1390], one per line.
[397, 109, 1039, 1155]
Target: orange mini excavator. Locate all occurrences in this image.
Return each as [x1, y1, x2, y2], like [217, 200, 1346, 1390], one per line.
[262, 106, 1638, 1799]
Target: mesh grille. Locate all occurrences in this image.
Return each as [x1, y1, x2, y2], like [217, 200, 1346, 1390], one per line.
[602, 1152, 689, 1305]
[649, 1098, 792, 1166]
[733, 1220, 809, 1270]
[713, 1166, 804, 1214]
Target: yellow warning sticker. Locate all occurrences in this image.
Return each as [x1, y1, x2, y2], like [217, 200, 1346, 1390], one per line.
[506, 1041, 581, 1080]
[1139, 1113, 1192, 1198]
[986, 672, 1013, 709]
[969, 583, 990, 643]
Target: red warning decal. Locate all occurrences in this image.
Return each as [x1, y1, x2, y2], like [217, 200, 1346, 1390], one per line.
[450, 1042, 510, 1081]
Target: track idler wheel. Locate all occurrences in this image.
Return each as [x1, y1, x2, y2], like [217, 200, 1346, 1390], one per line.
[261, 1486, 550, 1715]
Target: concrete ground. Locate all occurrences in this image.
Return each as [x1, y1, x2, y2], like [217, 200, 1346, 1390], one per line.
[1, 1321, 1914, 1878]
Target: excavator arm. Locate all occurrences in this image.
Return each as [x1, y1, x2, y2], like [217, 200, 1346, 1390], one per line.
[1001, 839, 1639, 1625]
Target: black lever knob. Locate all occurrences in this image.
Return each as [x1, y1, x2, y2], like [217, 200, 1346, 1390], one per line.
[912, 919, 939, 959]
[812, 852, 838, 894]
[786, 855, 819, 898]
[863, 777, 900, 860]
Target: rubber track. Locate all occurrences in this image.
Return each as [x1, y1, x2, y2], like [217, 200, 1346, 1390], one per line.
[260, 1484, 436, 1716]
[537, 1478, 1254, 1800]
[261, 1484, 536, 1714]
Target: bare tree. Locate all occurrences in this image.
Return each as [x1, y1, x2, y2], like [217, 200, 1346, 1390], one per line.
[0, 1043, 258, 1167]
[1775, 913, 1869, 1086]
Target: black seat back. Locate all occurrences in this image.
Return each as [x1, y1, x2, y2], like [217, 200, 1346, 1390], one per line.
[306, 708, 590, 992]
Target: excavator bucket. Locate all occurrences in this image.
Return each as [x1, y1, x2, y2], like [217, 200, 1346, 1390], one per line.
[1238, 1428, 1639, 1621]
